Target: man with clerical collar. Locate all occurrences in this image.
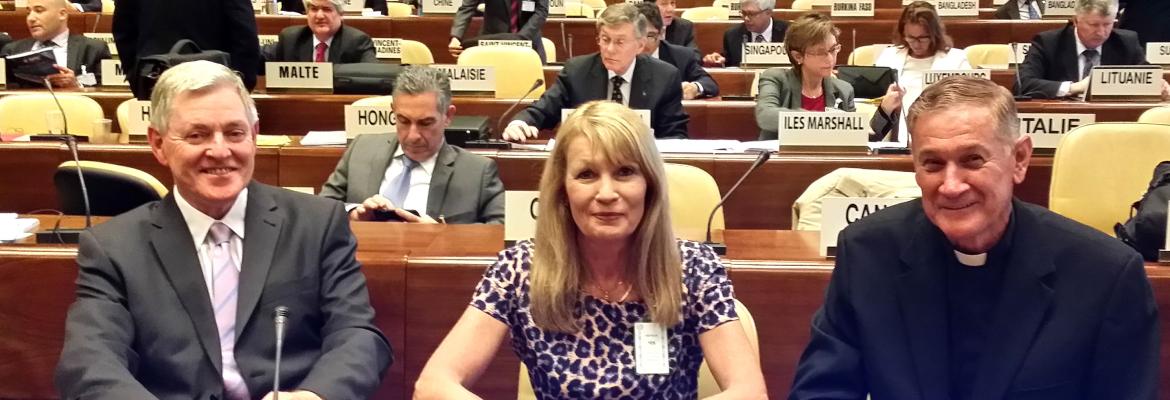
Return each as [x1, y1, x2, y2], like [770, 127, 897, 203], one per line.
[265, 0, 376, 63]
[502, 2, 689, 141]
[320, 66, 506, 224]
[1017, 0, 1168, 99]
[701, 0, 787, 68]
[789, 76, 1158, 400]
[0, 0, 109, 88]
[633, 2, 717, 99]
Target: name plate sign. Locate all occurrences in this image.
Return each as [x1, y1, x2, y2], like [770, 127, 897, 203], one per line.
[831, 0, 874, 17]
[1089, 67, 1163, 98]
[742, 43, 789, 66]
[124, 100, 152, 135]
[1043, 0, 1076, 16]
[431, 64, 496, 92]
[1018, 113, 1095, 149]
[1146, 42, 1170, 64]
[265, 62, 334, 90]
[505, 191, 540, 242]
[1012, 43, 1031, 64]
[923, 69, 990, 86]
[778, 111, 869, 147]
[374, 38, 403, 60]
[100, 59, 128, 87]
[422, 0, 458, 14]
[83, 33, 117, 56]
[934, 0, 977, 16]
[341, 0, 364, 12]
[0, 59, 6, 86]
[258, 35, 279, 48]
[820, 197, 912, 256]
[993, 0, 1007, 4]
[15, 0, 26, 8]
[548, 0, 564, 15]
[479, 40, 532, 48]
[562, 108, 651, 128]
[344, 105, 397, 138]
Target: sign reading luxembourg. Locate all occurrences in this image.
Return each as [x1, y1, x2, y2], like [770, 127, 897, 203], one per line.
[778, 111, 869, 147]
[430, 64, 496, 92]
[742, 43, 790, 66]
[1018, 113, 1095, 149]
[831, 0, 874, 17]
[923, 69, 991, 86]
[344, 105, 397, 137]
[265, 62, 334, 90]
[373, 38, 402, 60]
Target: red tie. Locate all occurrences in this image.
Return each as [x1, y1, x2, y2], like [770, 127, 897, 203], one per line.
[314, 42, 327, 63]
[510, 0, 520, 33]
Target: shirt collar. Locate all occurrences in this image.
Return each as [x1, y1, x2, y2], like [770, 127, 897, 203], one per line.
[606, 57, 637, 84]
[312, 33, 335, 50]
[750, 18, 773, 37]
[174, 187, 249, 246]
[392, 144, 440, 175]
[651, 46, 662, 60]
[39, 29, 69, 48]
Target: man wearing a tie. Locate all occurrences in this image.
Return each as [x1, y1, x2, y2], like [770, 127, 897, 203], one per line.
[320, 67, 507, 224]
[701, 0, 788, 67]
[993, 0, 1045, 20]
[0, 0, 109, 88]
[448, 0, 549, 63]
[1016, 0, 1169, 99]
[502, 3, 689, 141]
[263, 0, 377, 64]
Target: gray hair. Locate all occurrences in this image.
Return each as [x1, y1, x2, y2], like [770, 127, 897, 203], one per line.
[741, 0, 775, 11]
[150, 61, 257, 135]
[907, 76, 1019, 145]
[597, 3, 649, 39]
[303, 0, 345, 13]
[392, 66, 452, 115]
[1075, 0, 1116, 17]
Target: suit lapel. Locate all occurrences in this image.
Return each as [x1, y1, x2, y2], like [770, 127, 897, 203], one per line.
[1059, 25, 1082, 81]
[822, 79, 840, 110]
[235, 183, 284, 337]
[629, 56, 652, 109]
[368, 135, 398, 198]
[328, 27, 345, 63]
[65, 36, 83, 71]
[585, 55, 608, 102]
[895, 216, 952, 400]
[148, 196, 223, 372]
[426, 144, 457, 219]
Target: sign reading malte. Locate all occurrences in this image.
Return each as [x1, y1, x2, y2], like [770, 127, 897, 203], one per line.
[422, 0, 458, 14]
[923, 69, 990, 86]
[778, 111, 870, 148]
[430, 64, 496, 92]
[1043, 0, 1076, 16]
[373, 38, 402, 60]
[831, 0, 874, 17]
[1090, 67, 1164, 97]
[100, 59, 127, 87]
[742, 43, 790, 66]
[265, 62, 334, 90]
[1146, 42, 1170, 64]
[344, 105, 397, 138]
[1017, 113, 1094, 149]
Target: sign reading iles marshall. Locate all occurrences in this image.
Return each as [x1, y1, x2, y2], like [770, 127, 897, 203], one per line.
[422, 0, 458, 14]
[831, 0, 874, 17]
[777, 111, 870, 148]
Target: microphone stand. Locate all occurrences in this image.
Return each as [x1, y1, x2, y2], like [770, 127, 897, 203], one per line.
[702, 151, 771, 255]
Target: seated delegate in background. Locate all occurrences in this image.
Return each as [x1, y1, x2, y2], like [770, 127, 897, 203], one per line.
[646, 0, 697, 50]
[265, 0, 376, 63]
[635, 2, 719, 99]
[280, 0, 388, 16]
[874, 1, 969, 141]
[0, 0, 110, 89]
[993, 0, 1045, 19]
[448, 0, 548, 63]
[702, 0, 788, 68]
[1017, 0, 1168, 99]
[755, 13, 901, 141]
[414, 101, 766, 398]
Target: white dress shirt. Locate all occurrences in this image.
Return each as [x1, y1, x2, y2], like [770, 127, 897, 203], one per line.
[1015, 0, 1042, 20]
[174, 187, 248, 297]
[606, 60, 637, 106]
[312, 34, 335, 60]
[31, 29, 70, 67]
[376, 145, 438, 217]
[749, 19, 774, 43]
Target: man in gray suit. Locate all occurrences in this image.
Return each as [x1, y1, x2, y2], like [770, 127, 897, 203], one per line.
[1, 0, 110, 88]
[320, 66, 506, 225]
[55, 61, 392, 400]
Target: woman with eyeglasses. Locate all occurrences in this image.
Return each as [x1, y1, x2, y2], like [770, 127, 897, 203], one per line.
[755, 13, 901, 140]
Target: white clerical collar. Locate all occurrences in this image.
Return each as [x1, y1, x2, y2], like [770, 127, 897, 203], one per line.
[174, 187, 248, 246]
[954, 250, 988, 267]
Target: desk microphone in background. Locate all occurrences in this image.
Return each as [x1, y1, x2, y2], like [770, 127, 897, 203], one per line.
[566, 33, 574, 59]
[32, 78, 92, 244]
[703, 150, 770, 255]
[495, 78, 543, 134]
[272, 306, 289, 400]
[1010, 42, 1040, 101]
[559, 22, 568, 61]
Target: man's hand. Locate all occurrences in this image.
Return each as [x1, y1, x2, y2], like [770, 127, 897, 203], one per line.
[261, 390, 323, 400]
[701, 52, 725, 67]
[1069, 77, 1090, 96]
[395, 209, 439, 224]
[448, 37, 464, 58]
[682, 82, 700, 100]
[502, 122, 539, 143]
[879, 83, 904, 115]
[47, 65, 79, 89]
[349, 194, 396, 221]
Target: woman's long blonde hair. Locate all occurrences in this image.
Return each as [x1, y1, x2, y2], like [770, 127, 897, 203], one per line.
[529, 101, 682, 333]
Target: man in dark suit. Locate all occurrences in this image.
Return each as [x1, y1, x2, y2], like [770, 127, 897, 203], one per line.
[280, 0, 388, 16]
[789, 76, 1158, 400]
[448, 0, 548, 63]
[993, 0, 1045, 19]
[320, 67, 505, 224]
[265, 0, 377, 63]
[113, 0, 259, 98]
[0, 0, 110, 88]
[68, 0, 102, 12]
[635, 2, 717, 99]
[702, 0, 787, 67]
[1017, 0, 1168, 99]
[55, 61, 392, 400]
[646, 0, 696, 50]
[503, 3, 689, 140]
[0, 33, 11, 50]
[1120, 0, 1170, 45]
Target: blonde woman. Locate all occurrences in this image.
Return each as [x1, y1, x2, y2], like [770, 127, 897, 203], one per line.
[414, 101, 765, 399]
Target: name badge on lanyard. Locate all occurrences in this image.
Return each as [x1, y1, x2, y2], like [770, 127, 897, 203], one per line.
[634, 322, 669, 375]
[522, 0, 535, 11]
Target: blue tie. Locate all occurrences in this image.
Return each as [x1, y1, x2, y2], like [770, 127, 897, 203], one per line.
[385, 157, 417, 208]
[1025, 0, 1040, 19]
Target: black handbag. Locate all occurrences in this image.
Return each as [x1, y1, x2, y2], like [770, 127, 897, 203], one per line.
[135, 39, 231, 99]
[835, 66, 896, 99]
[332, 63, 403, 95]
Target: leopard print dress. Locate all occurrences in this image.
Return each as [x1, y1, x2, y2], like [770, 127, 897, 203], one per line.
[471, 240, 739, 399]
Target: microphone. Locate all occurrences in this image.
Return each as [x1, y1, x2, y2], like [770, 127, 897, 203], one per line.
[559, 21, 568, 62]
[36, 78, 93, 244]
[272, 306, 289, 400]
[1010, 42, 1034, 101]
[703, 150, 770, 255]
[495, 78, 543, 135]
[566, 33, 574, 59]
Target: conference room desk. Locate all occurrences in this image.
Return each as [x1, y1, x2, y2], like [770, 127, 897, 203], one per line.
[4, 226, 1170, 400]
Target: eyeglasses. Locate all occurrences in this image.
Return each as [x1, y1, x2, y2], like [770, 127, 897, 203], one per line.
[740, 9, 768, 19]
[598, 36, 636, 50]
[645, 30, 662, 41]
[801, 44, 842, 58]
[903, 35, 931, 43]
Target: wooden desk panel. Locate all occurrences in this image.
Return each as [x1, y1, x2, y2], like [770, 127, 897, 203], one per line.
[0, 247, 76, 400]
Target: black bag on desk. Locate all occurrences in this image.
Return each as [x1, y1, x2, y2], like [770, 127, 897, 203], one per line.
[333, 63, 403, 94]
[136, 39, 231, 99]
[1116, 161, 1170, 261]
[835, 66, 896, 99]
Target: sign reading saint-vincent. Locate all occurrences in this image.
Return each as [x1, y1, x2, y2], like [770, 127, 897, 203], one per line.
[478, 40, 532, 48]
[373, 38, 402, 60]
[422, 0, 458, 14]
[430, 64, 496, 92]
[265, 62, 334, 90]
[100, 59, 128, 87]
[1017, 113, 1095, 149]
[923, 69, 990, 86]
[1089, 67, 1164, 98]
[742, 43, 790, 66]
[831, 0, 874, 17]
[344, 105, 397, 137]
[778, 111, 869, 148]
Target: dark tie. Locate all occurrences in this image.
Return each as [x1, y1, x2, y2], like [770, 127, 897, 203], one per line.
[314, 42, 327, 63]
[1081, 49, 1099, 80]
[1024, 0, 1040, 19]
[754, 34, 765, 43]
[610, 76, 625, 104]
[510, 0, 520, 33]
[41, 41, 57, 48]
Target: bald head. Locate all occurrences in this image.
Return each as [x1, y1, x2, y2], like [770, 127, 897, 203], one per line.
[25, 0, 70, 42]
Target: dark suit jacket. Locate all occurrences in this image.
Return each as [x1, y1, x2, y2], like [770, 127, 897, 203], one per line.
[993, 0, 1044, 19]
[54, 182, 393, 400]
[71, 0, 103, 12]
[721, 19, 788, 67]
[0, 35, 111, 88]
[280, 0, 388, 16]
[657, 41, 718, 98]
[450, 0, 548, 62]
[0, 33, 11, 50]
[1120, 0, 1170, 44]
[319, 135, 506, 224]
[789, 199, 1158, 400]
[514, 53, 690, 139]
[665, 17, 697, 51]
[265, 25, 377, 63]
[1016, 22, 1147, 99]
[113, 0, 260, 98]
